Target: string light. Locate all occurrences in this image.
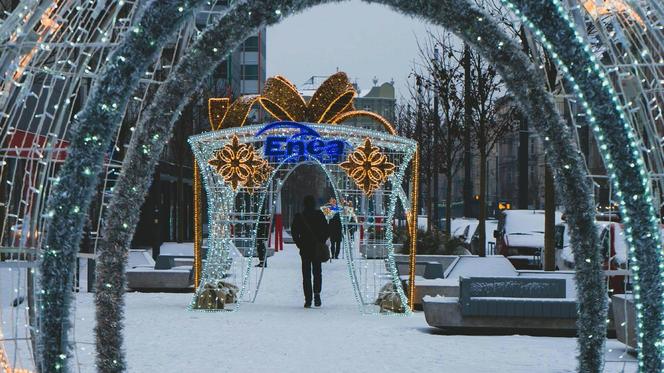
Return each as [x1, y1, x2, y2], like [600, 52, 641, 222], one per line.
[189, 123, 416, 314]
[35, 1, 207, 371]
[501, 1, 664, 371]
[194, 163, 202, 288]
[340, 138, 396, 196]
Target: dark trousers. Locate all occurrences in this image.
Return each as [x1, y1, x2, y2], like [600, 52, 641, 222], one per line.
[330, 239, 341, 259]
[257, 240, 266, 264]
[301, 256, 322, 302]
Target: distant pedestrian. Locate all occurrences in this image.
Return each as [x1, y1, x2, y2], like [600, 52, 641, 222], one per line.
[291, 195, 329, 308]
[328, 197, 343, 259]
[255, 215, 269, 268]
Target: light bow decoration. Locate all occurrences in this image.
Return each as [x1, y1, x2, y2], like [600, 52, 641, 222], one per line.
[340, 138, 396, 196]
[206, 72, 399, 196]
[207, 134, 271, 193]
[208, 72, 396, 134]
[259, 72, 355, 123]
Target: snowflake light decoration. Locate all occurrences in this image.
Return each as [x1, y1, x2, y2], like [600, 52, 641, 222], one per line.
[341, 138, 395, 196]
[208, 134, 267, 191]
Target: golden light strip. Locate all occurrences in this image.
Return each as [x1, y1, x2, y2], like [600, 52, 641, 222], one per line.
[331, 110, 397, 135]
[208, 98, 229, 130]
[193, 163, 202, 288]
[408, 149, 419, 310]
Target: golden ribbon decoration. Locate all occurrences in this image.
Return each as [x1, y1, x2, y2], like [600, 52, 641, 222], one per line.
[207, 72, 396, 135]
[259, 72, 356, 123]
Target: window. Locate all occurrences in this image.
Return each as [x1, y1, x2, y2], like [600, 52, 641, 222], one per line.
[243, 36, 259, 52]
[242, 65, 259, 80]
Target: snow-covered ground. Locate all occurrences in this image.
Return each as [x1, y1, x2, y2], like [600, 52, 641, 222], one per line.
[0, 245, 639, 372]
[60, 244, 637, 372]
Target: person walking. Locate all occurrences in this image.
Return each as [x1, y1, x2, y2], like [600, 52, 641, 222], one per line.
[255, 214, 270, 268]
[328, 197, 343, 260]
[291, 195, 329, 308]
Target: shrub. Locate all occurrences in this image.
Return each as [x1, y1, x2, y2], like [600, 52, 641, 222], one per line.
[394, 227, 467, 255]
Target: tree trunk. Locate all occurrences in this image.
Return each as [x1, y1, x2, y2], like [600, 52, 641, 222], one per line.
[462, 44, 473, 217]
[544, 164, 556, 271]
[518, 114, 529, 209]
[446, 171, 453, 234]
[433, 72, 440, 229]
[478, 151, 487, 257]
[426, 176, 433, 231]
[176, 113, 185, 243]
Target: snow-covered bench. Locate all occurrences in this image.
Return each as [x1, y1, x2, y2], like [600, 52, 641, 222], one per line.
[395, 260, 444, 279]
[391, 254, 458, 274]
[423, 276, 579, 332]
[126, 245, 194, 290]
[459, 277, 576, 318]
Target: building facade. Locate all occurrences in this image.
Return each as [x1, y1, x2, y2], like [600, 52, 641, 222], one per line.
[130, 29, 267, 254]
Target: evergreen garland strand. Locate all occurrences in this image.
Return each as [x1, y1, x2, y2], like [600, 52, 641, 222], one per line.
[97, 0, 606, 372]
[375, 1, 605, 371]
[93, 1, 329, 371]
[506, 2, 663, 371]
[36, 1, 207, 371]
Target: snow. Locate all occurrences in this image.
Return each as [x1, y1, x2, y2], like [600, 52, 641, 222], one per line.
[445, 256, 518, 278]
[160, 242, 194, 256]
[0, 244, 638, 372]
[450, 218, 477, 238]
[502, 210, 562, 248]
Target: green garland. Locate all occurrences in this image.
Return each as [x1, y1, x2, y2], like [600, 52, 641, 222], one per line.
[503, 2, 664, 371]
[92, 1, 326, 371]
[34, 0, 660, 371]
[35, 1, 208, 371]
[97, 0, 607, 371]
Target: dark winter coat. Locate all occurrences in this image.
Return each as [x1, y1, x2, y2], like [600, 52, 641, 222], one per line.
[328, 213, 342, 241]
[291, 209, 329, 260]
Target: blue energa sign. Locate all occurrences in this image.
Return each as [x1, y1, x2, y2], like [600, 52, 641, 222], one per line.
[255, 121, 348, 164]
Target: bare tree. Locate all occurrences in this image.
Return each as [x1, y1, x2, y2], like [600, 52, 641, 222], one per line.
[412, 32, 466, 234]
[467, 50, 516, 256]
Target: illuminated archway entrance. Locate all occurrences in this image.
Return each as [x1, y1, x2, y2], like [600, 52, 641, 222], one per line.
[189, 121, 417, 314]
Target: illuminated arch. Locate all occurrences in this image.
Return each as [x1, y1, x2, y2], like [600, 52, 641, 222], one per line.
[32, 0, 662, 372]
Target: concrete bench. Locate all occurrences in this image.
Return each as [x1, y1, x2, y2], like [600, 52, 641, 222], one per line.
[459, 277, 576, 318]
[395, 260, 444, 280]
[392, 254, 458, 274]
[126, 266, 193, 290]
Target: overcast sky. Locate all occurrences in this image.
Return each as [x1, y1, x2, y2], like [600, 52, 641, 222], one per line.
[266, 1, 436, 99]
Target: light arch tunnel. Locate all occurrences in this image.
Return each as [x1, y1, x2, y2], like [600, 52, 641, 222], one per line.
[35, 0, 663, 371]
[189, 120, 418, 314]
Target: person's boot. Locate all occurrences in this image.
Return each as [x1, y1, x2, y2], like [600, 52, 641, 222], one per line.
[314, 293, 321, 307]
[304, 300, 312, 308]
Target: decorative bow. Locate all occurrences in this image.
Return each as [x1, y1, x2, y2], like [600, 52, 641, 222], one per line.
[208, 95, 260, 130]
[259, 72, 356, 123]
[206, 72, 396, 134]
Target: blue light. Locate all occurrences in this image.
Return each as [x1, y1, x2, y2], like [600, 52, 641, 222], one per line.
[256, 121, 347, 164]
